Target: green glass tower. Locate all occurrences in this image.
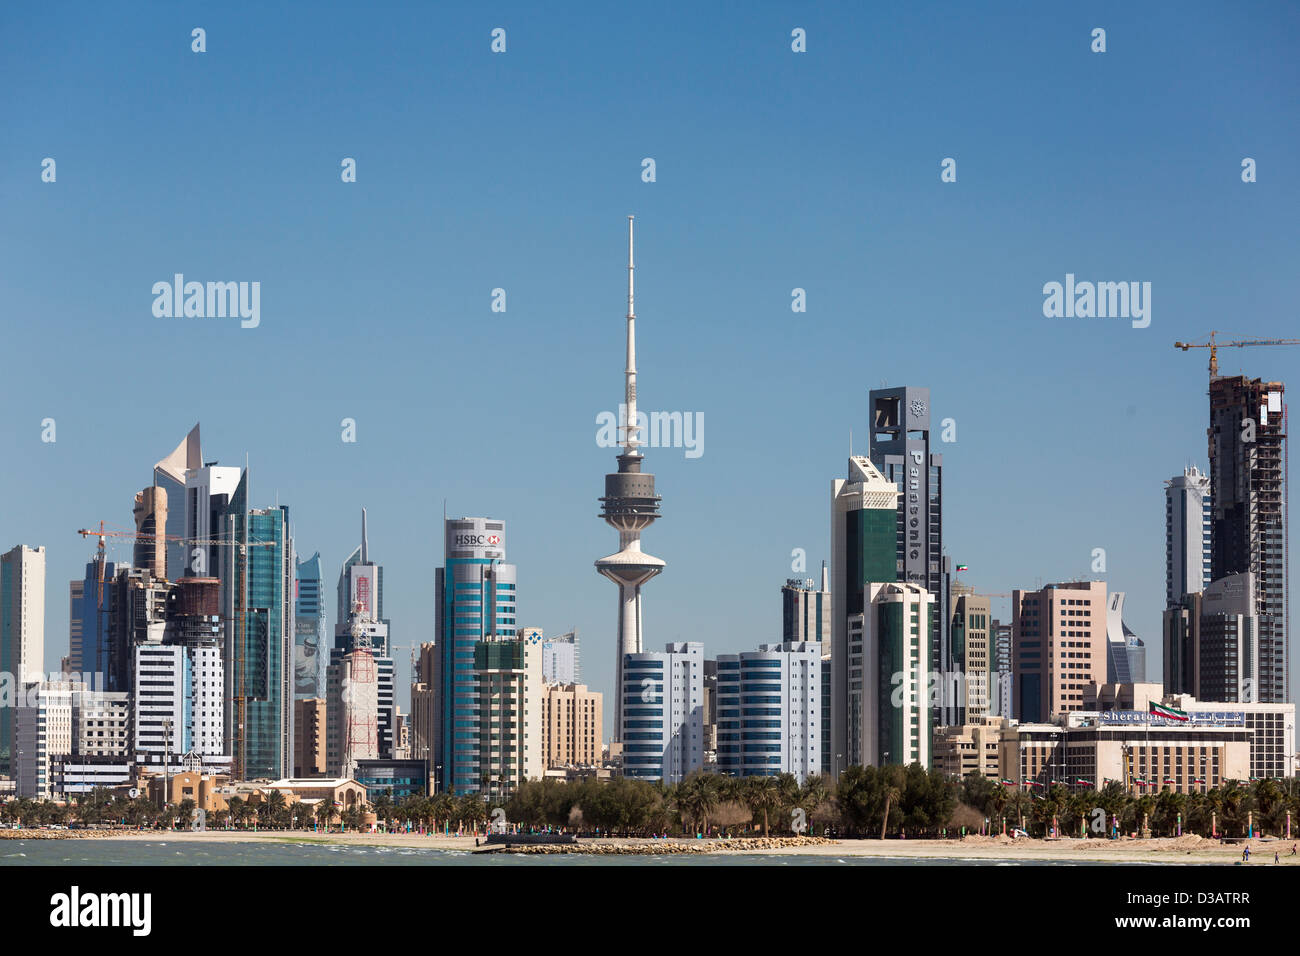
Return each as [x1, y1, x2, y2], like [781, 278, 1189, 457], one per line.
[222, 472, 294, 781]
[830, 456, 900, 773]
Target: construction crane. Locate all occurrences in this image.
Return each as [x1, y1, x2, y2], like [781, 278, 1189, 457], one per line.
[77, 521, 277, 781]
[1174, 331, 1300, 379]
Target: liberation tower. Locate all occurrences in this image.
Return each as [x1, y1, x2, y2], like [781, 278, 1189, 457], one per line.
[596, 216, 664, 742]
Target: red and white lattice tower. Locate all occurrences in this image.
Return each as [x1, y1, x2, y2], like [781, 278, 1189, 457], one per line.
[341, 601, 379, 780]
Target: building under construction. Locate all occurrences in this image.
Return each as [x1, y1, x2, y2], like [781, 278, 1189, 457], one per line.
[1208, 374, 1289, 703]
[337, 603, 380, 780]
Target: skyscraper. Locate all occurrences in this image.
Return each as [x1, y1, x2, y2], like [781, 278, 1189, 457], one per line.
[132, 485, 168, 579]
[294, 552, 325, 699]
[991, 618, 1014, 718]
[596, 216, 665, 743]
[716, 641, 820, 782]
[474, 629, 544, 797]
[1164, 572, 1259, 703]
[1208, 374, 1288, 702]
[410, 642, 437, 763]
[850, 583, 933, 768]
[540, 629, 581, 685]
[830, 455, 898, 774]
[621, 642, 703, 783]
[781, 565, 831, 646]
[1011, 581, 1107, 723]
[1165, 466, 1212, 608]
[68, 580, 84, 678]
[327, 511, 394, 765]
[184, 462, 242, 577]
[154, 424, 242, 579]
[1104, 592, 1146, 684]
[867, 386, 949, 724]
[1, 544, 45, 776]
[71, 557, 121, 685]
[435, 516, 516, 793]
[153, 424, 200, 580]
[221, 473, 294, 781]
[950, 583, 991, 721]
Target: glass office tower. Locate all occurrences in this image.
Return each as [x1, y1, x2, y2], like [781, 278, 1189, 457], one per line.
[435, 517, 516, 793]
[222, 473, 294, 781]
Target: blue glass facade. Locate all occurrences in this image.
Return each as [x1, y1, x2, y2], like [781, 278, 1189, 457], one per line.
[435, 518, 515, 794]
[622, 659, 665, 778]
[224, 485, 293, 781]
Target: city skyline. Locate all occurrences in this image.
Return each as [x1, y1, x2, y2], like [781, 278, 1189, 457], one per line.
[3, 3, 1298, 733]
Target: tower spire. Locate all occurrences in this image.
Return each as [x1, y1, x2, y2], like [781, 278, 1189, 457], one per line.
[624, 215, 640, 456]
[361, 507, 368, 564]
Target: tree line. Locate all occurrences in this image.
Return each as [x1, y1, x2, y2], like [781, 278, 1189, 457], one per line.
[5, 769, 1298, 839]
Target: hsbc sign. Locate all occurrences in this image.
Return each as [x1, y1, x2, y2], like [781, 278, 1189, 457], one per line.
[453, 531, 504, 549]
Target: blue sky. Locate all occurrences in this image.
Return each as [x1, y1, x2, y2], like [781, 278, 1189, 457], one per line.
[2, 2, 1298, 728]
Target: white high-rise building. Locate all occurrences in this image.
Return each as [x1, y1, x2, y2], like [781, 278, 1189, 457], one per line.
[1, 544, 45, 777]
[716, 641, 820, 783]
[133, 642, 225, 770]
[540, 629, 581, 685]
[1165, 466, 1212, 608]
[621, 642, 703, 783]
[15, 688, 70, 799]
[184, 464, 243, 576]
[15, 680, 74, 798]
[1, 545, 45, 686]
[830, 456, 899, 776]
[848, 583, 934, 769]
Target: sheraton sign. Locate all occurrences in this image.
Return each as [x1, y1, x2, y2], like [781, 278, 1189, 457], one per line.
[1098, 710, 1245, 727]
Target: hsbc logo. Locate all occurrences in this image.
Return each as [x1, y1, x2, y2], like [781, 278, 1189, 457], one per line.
[453, 533, 503, 547]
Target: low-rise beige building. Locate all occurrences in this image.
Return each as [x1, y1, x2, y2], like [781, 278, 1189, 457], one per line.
[932, 716, 1012, 779]
[999, 721, 1250, 796]
[543, 683, 603, 769]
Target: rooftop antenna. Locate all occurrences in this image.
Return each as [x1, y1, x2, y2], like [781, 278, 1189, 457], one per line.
[361, 507, 369, 564]
[623, 215, 641, 457]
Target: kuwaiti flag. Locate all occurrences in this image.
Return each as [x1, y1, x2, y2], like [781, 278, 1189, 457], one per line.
[1150, 701, 1189, 721]
[1000, 779, 1016, 787]
[956, 564, 969, 572]
[1075, 778, 1091, 786]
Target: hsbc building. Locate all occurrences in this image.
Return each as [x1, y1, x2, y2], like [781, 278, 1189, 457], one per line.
[436, 516, 517, 793]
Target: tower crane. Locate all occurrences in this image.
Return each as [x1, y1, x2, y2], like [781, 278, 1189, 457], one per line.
[1174, 331, 1300, 379]
[77, 522, 277, 781]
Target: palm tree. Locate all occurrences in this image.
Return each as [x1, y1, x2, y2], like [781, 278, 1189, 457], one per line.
[373, 794, 394, 830]
[880, 785, 900, 841]
[744, 776, 784, 838]
[315, 799, 337, 832]
[264, 790, 287, 829]
[675, 773, 720, 836]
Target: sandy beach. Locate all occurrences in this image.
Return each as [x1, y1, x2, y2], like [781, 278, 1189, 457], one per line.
[34, 829, 1294, 864]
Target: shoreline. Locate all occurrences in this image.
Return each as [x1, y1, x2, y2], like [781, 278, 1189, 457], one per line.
[8, 828, 1295, 864]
